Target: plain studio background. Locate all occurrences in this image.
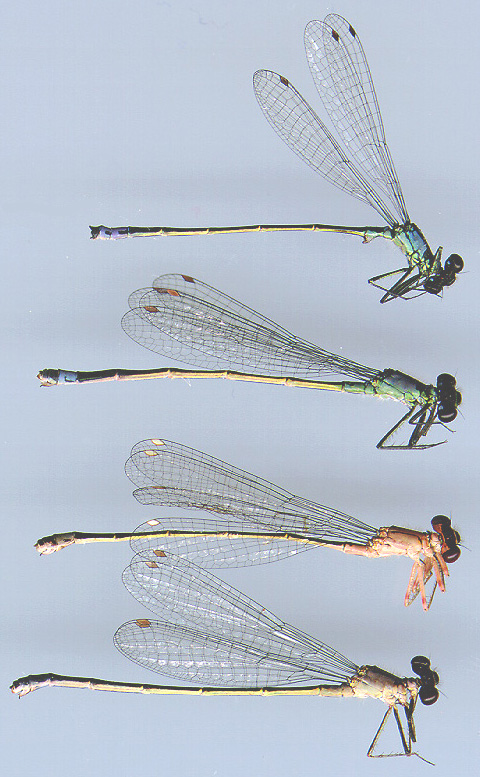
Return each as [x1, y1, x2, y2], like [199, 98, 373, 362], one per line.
[1, 0, 479, 774]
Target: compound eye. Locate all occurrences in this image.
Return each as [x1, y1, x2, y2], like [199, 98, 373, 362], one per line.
[445, 254, 464, 273]
[411, 655, 431, 675]
[456, 391, 462, 407]
[437, 404, 457, 423]
[442, 547, 461, 563]
[424, 277, 443, 294]
[431, 515, 451, 533]
[436, 373, 455, 390]
[442, 271, 456, 287]
[419, 684, 439, 705]
[442, 525, 459, 549]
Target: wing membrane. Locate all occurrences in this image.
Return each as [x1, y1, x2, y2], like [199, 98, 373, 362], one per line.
[125, 438, 378, 558]
[121, 273, 380, 381]
[115, 551, 358, 685]
[131, 520, 313, 568]
[253, 69, 398, 225]
[305, 15, 408, 223]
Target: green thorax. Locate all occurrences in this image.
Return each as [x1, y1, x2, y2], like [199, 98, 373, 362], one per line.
[370, 369, 433, 407]
[366, 223, 441, 274]
[339, 370, 434, 407]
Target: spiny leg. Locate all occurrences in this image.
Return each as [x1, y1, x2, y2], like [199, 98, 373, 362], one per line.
[405, 559, 438, 609]
[369, 267, 410, 291]
[368, 704, 425, 760]
[404, 561, 427, 610]
[432, 552, 448, 589]
[407, 405, 445, 450]
[394, 705, 411, 754]
[376, 406, 421, 450]
[377, 404, 445, 450]
[368, 267, 426, 303]
[367, 706, 393, 758]
[382, 272, 426, 304]
[424, 580, 438, 610]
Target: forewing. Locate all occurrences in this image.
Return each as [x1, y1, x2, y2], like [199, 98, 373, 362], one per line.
[122, 273, 379, 381]
[305, 15, 408, 223]
[125, 438, 378, 558]
[253, 69, 396, 225]
[117, 550, 358, 685]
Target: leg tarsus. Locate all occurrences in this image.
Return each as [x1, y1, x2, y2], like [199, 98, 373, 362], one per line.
[367, 704, 434, 764]
[369, 267, 426, 303]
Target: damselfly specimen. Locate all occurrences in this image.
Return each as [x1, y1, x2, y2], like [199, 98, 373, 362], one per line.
[37, 274, 461, 449]
[11, 551, 439, 761]
[90, 15, 464, 303]
[36, 438, 461, 610]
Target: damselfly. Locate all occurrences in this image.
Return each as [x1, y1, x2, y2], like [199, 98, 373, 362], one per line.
[36, 438, 461, 610]
[37, 274, 462, 449]
[11, 551, 439, 761]
[90, 15, 464, 303]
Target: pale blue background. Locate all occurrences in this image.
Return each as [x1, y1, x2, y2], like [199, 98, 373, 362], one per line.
[1, 0, 479, 774]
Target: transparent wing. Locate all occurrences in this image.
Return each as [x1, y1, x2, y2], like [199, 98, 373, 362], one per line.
[122, 273, 380, 382]
[253, 69, 398, 226]
[131, 519, 314, 568]
[115, 619, 325, 685]
[125, 437, 378, 563]
[115, 550, 358, 686]
[305, 15, 408, 224]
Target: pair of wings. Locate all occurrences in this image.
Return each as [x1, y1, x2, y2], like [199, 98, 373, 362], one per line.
[123, 438, 437, 609]
[124, 437, 378, 567]
[115, 549, 358, 687]
[122, 273, 380, 382]
[253, 14, 409, 227]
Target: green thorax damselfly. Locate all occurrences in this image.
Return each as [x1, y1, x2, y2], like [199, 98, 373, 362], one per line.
[37, 274, 462, 449]
[90, 15, 463, 303]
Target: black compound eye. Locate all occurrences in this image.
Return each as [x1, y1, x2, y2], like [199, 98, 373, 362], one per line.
[442, 271, 456, 287]
[444, 254, 464, 273]
[419, 684, 439, 705]
[456, 391, 462, 407]
[437, 374, 456, 390]
[424, 276, 443, 294]
[411, 655, 431, 675]
[431, 515, 451, 533]
[437, 404, 457, 423]
[442, 547, 461, 563]
[442, 526, 459, 549]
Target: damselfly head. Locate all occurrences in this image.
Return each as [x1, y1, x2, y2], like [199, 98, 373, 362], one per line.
[423, 253, 463, 295]
[410, 656, 439, 705]
[423, 275, 444, 295]
[444, 254, 464, 274]
[435, 374, 461, 422]
[430, 515, 461, 563]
